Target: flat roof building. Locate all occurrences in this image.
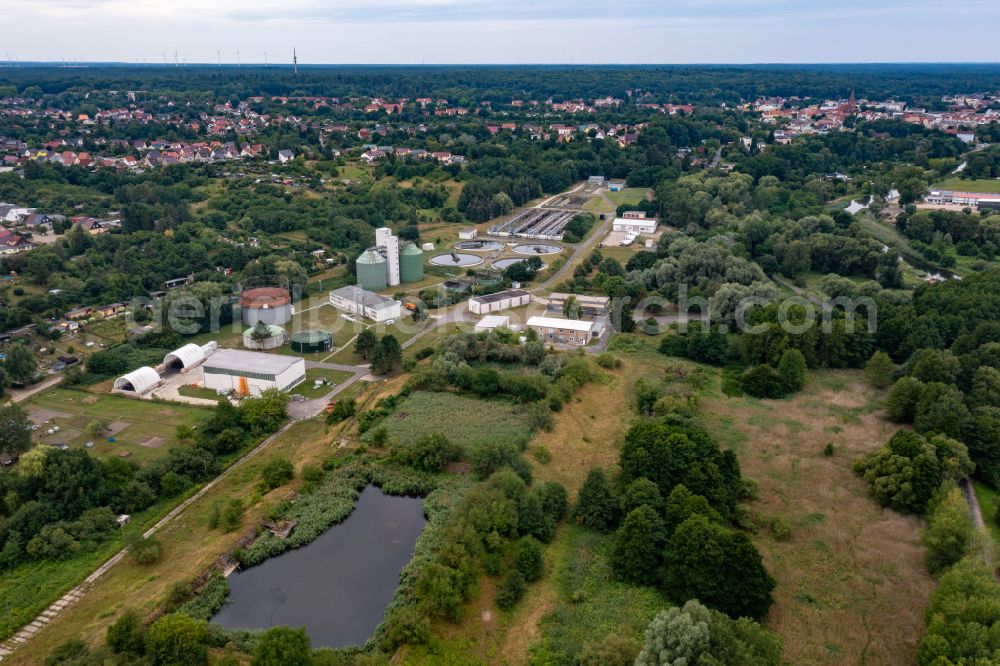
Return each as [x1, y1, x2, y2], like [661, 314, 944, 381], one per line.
[612, 216, 658, 235]
[475, 315, 512, 333]
[527, 315, 596, 346]
[200, 349, 305, 396]
[329, 285, 402, 323]
[468, 289, 531, 315]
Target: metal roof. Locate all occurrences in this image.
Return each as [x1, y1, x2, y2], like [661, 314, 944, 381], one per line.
[527, 316, 595, 333]
[163, 343, 206, 370]
[203, 349, 304, 375]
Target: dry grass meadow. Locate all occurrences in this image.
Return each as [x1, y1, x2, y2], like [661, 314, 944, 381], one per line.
[703, 369, 934, 666]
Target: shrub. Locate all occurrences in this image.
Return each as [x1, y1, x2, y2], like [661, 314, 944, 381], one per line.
[219, 499, 245, 533]
[740, 365, 785, 398]
[325, 398, 356, 424]
[531, 444, 552, 464]
[596, 352, 622, 369]
[404, 433, 456, 473]
[252, 626, 312, 666]
[514, 536, 544, 582]
[146, 613, 208, 666]
[126, 532, 163, 565]
[496, 570, 527, 610]
[260, 458, 294, 491]
[106, 609, 146, 656]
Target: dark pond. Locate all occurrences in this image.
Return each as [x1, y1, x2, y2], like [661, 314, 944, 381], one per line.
[211, 486, 426, 648]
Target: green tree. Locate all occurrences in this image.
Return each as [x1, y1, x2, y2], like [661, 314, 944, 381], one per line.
[969, 366, 1000, 409]
[621, 477, 664, 516]
[611, 505, 667, 586]
[635, 600, 781, 666]
[514, 536, 544, 582]
[4, 344, 37, 385]
[776, 348, 806, 393]
[0, 402, 32, 470]
[240, 388, 289, 435]
[146, 614, 208, 666]
[865, 351, 895, 389]
[740, 365, 785, 398]
[662, 515, 775, 620]
[574, 468, 619, 531]
[496, 569, 527, 610]
[917, 558, 1000, 665]
[252, 626, 312, 666]
[355, 328, 378, 360]
[884, 376, 924, 422]
[563, 295, 581, 319]
[923, 485, 973, 574]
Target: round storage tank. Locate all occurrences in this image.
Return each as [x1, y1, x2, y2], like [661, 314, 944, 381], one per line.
[290, 330, 333, 353]
[356, 248, 388, 291]
[399, 242, 424, 283]
[242, 324, 286, 350]
[241, 287, 292, 326]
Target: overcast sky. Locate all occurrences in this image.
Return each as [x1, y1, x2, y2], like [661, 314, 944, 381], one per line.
[3, 0, 999, 64]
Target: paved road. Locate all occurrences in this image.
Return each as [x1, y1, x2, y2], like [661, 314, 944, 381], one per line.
[289, 362, 370, 420]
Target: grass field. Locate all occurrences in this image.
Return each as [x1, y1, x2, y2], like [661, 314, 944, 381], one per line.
[25, 388, 211, 464]
[363, 391, 532, 449]
[177, 385, 221, 401]
[605, 187, 652, 207]
[933, 177, 1000, 193]
[702, 370, 934, 665]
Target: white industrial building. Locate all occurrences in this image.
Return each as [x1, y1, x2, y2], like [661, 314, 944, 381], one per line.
[612, 215, 658, 235]
[468, 289, 531, 315]
[376, 227, 401, 287]
[200, 349, 305, 396]
[475, 315, 512, 333]
[527, 315, 597, 346]
[329, 285, 402, 323]
[459, 229, 478, 240]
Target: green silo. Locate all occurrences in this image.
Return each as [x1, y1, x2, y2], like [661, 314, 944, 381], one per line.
[356, 248, 388, 291]
[399, 242, 424, 283]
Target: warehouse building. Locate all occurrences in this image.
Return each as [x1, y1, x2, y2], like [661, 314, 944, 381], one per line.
[200, 349, 305, 396]
[527, 316, 597, 346]
[468, 289, 531, 315]
[329, 285, 401, 323]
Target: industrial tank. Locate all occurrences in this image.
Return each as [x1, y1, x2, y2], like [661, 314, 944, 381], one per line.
[356, 248, 388, 291]
[399, 242, 424, 283]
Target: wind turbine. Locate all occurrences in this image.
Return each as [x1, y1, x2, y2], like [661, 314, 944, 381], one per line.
[217, 50, 222, 67]
[264, 51, 268, 68]
[236, 50, 240, 68]
[293, 47, 298, 75]
[174, 50, 179, 67]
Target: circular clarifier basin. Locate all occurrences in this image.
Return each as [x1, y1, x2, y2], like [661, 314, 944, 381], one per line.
[512, 243, 562, 256]
[493, 257, 547, 270]
[430, 252, 483, 267]
[454, 240, 504, 252]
